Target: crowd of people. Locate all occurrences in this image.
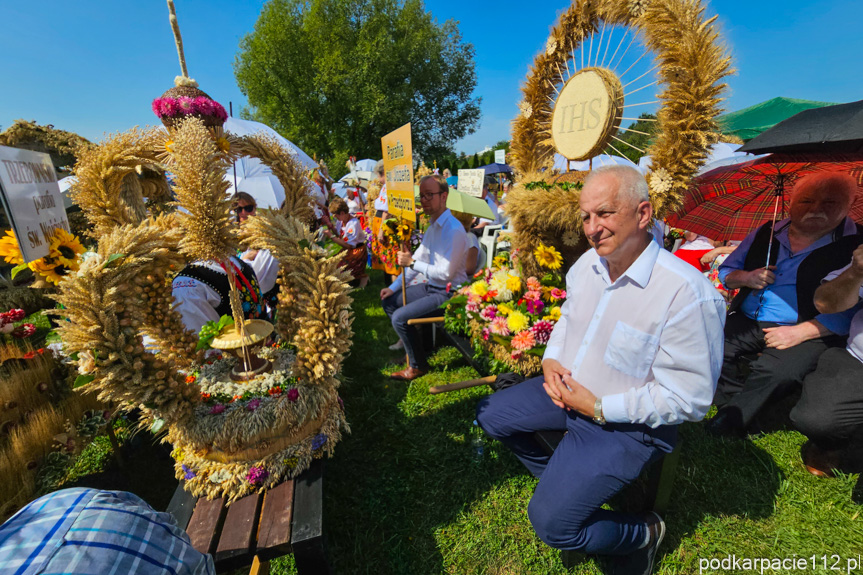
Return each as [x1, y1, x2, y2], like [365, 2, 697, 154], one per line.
[169, 163, 510, 339]
[472, 167, 862, 575]
[336, 161, 862, 575]
[161, 159, 860, 575]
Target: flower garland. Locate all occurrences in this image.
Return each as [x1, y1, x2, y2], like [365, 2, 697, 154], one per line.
[151, 96, 228, 122]
[444, 243, 566, 375]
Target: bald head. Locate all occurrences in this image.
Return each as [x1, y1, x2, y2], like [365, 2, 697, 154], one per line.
[792, 172, 856, 208]
[790, 171, 856, 237]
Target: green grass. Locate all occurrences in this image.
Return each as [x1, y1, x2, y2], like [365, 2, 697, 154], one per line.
[50, 269, 862, 574]
[275, 270, 862, 574]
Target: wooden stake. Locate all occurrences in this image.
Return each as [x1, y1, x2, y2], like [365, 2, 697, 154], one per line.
[401, 240, 409, 365]
[429, 375, 497, 394]
[406, 317, 444, 326]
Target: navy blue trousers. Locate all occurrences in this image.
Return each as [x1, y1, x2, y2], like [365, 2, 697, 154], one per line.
[382, 283, 449, 370]
[476, 376, 677, 554]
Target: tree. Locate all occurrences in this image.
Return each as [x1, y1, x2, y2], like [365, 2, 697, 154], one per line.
[234, 0, 481, 164]
[492, 139, 510, 158]
[602, 113, 658, 163]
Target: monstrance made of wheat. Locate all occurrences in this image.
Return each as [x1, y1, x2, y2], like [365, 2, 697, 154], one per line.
[505, 0, 733, 274]
[52, 2, 352, 502]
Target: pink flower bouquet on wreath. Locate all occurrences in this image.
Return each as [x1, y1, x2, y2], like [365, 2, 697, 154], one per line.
[442, 245, 567, 375]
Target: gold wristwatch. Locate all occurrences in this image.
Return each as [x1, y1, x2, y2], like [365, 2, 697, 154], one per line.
[593, 397, 606, 425]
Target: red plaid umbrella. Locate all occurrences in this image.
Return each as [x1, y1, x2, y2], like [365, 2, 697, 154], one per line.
[666, 152, 863, 242]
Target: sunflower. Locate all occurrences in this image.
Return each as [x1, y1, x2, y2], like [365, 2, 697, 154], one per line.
[396, 223, 412, 243]
[28, 256, 64, 284]
[533, 243, 563, 270]
[0, 230, 24, 265]
[48, 229, 85, 269]
[543, 306, 562, 322]
[215, 137, 231, 153]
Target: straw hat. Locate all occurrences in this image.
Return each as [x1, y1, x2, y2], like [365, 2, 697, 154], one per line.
[210, 319, 274, 350]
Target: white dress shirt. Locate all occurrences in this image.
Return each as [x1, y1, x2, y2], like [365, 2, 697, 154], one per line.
[309, 181, 327, 219]
[674, 235, 715, 252]
[466, 231, 486, 273]
[544, 239, 727, 427]
[388, 209, 467, 291]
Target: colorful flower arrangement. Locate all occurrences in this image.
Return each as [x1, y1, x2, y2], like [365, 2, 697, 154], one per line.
[151, 96, 228, 122]
[191, 344, 300, 412]
[0, 229, 85, 285]
[443, 243, 567, 375]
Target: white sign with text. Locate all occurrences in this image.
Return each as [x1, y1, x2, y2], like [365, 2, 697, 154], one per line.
[494, 149, 506, 165]
[457, 168, 485, 197]
[0, 145, 70, 262]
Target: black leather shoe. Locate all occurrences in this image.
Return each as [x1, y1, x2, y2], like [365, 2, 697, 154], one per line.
[705, 408, 745, 438]
[602, 512, 666, 575]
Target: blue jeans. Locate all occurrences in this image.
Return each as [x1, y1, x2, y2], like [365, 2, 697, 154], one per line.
[476, 376, 677, 554]
[382, 283, 449, 370]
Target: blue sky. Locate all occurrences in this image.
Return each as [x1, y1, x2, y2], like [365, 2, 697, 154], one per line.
[1, 1, 861, 156]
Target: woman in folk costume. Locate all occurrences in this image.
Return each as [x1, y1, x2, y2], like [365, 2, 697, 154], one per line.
[368, 160, 399, 280]
[308, 165, 336, 233]
[325, 197, 369, 287]
[233, 192, 280, 312]
[172, 254, 267, 334]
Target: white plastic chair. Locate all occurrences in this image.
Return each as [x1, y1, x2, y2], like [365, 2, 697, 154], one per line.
[479, 224, 504, 268]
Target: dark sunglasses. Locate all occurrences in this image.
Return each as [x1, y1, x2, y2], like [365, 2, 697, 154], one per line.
[234, 205, 256, 214]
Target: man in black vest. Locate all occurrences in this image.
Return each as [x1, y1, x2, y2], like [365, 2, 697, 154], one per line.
[790, 244, 863, 495]
[708, 172, 862, 437]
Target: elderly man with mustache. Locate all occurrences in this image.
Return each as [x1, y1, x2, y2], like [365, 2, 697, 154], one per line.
[708, 172, 863, 438]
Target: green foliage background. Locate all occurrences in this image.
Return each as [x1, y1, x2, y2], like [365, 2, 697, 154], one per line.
[602, 113, 659, 163]
[234, 0, 481, 174]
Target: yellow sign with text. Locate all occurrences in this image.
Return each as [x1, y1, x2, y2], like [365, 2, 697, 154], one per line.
[381, 123, 415, 222]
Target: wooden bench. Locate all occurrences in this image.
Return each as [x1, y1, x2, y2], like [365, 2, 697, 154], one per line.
[440, 328, 681, 514]
[167, 459, 329, 574]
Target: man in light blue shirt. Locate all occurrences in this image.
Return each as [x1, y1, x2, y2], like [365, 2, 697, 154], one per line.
[0, 488, 213, 575]
[381, 175, 467, 381]
[709, 172, 862, 437]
